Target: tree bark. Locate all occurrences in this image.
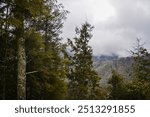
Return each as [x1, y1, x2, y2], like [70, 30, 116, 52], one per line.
[17, 37, 26, 100]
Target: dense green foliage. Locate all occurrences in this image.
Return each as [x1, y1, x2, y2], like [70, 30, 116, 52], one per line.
[0, 0, 68, 99]
[67, 22, 105, 99]
[108, 70, 125, 99]
[108, 70, 150, 100]
[107, 40, 150, 100]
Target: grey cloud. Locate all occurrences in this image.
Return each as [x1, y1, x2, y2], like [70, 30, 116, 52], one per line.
[59, 0, 150, 56]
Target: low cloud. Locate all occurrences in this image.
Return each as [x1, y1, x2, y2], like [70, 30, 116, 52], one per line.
[59, 0, 150, 57]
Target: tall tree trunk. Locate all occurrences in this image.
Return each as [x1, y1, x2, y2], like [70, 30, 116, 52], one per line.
[2, 67, 6, 100]
[17, 37, 26, 100]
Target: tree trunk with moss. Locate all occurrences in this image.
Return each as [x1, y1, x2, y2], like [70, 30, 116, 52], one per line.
[17, 37, 26, 100]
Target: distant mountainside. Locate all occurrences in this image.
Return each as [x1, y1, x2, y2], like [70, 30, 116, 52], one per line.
[93, 55, 133, 84]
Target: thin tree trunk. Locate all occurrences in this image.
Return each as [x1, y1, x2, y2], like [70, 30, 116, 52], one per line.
[17, 37, 26, 100]
[2, 67, 6, 100]
[2, 5, 9, 100]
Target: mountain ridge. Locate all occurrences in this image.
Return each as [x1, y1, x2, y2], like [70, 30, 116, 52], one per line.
[93, 55, 133, 84]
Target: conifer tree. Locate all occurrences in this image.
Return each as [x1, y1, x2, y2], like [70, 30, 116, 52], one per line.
[123, 79, 150, 99]
[13, 0, 49, 100]
[0, 0, 69, 100]
[68, 22, 101, 99]
[123, 38, 150, 99]
[0, 0, 51, 99]
[108, 70, 125, 99]
[131, 38, 150, 81]
[25, 0, 69, 99]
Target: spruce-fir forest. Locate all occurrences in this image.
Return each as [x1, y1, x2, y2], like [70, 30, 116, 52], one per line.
[0, 0, 150, 100]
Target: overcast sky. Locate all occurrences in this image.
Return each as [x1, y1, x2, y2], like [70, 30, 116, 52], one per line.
[59, 0, 150, 57]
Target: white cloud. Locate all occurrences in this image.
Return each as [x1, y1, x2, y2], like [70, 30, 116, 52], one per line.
[59, 0, 150, 57]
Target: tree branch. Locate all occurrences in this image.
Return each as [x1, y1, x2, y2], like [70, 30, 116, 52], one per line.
[26, 71, 38, 75]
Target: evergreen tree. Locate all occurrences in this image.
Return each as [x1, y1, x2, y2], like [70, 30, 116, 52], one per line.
[121, 38, 150, 100]
[25, 0, 69, 99]
[4, 0, 49, 100]
[123, 79, 150, 100]
[0, 0, 68, 99]
[0, 0, 18, 99]
[131, 38, 150, 81]
[108, 70, 125, 99]
[68, 22, 101, 100]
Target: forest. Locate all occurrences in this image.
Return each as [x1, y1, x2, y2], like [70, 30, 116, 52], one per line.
[0, 0, 150, 100]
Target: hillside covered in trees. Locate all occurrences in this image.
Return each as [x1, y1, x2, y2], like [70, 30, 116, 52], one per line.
[0, 0, 150, 100]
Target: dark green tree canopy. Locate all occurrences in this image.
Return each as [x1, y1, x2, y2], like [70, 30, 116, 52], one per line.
[131, 38, 150, 81]
[68, 22, 101, 100]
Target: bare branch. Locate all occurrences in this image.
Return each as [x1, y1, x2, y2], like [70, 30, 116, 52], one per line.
[26, 71, 38, 75]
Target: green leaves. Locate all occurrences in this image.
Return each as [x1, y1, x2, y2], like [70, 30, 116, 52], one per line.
[24, 0, 68, 99]
[108, 70, 125, 100]
[25, 28, 44, 53]
[0, 0, 69, 99]
[68, 22, 101, 100]
[7, 17, 21, 28]
[131, 39, 150, 80]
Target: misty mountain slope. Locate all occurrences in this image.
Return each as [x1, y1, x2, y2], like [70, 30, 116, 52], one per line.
[93, 56, 133, 84]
